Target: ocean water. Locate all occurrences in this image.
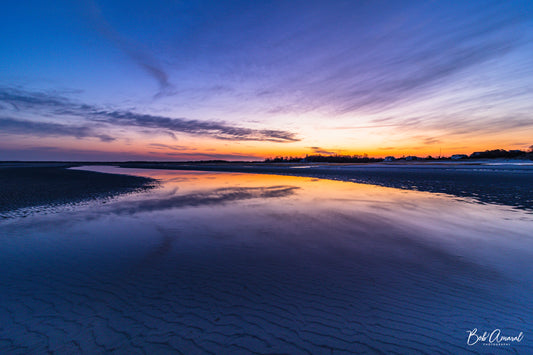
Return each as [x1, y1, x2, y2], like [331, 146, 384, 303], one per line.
[1, 167, 532, 354]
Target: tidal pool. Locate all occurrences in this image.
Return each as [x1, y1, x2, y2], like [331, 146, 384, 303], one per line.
[1, 167, 532, 354]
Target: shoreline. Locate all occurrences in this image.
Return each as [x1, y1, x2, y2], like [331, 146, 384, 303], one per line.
[2, 160, 532, 214]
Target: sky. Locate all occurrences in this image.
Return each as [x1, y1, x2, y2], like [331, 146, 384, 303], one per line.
[1, 0, 532, 161]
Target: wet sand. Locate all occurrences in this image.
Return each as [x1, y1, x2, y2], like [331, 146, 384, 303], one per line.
[1, 168, 532, 353]
[0, 164, 156, 215]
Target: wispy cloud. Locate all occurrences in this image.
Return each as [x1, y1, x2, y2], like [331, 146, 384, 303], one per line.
[149, 143, 193, 151]
[0, 87, 299, 142]
[308, 146, 335, 155]
[198, 1, 531, 116]
[83, 0, 173, 97]
[0, 88, 72, 111]
[147, 151, 262, 161]
[0, 117, 115, 142]
[422, 137, 440, 145]
[0, 146, 159, 161]
[90, 110, 299, 142]
[379, 112, 533, 138]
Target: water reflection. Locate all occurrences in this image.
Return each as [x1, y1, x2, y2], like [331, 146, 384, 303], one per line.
[102, 185, 299, 215]
[1, 167, 532, 353]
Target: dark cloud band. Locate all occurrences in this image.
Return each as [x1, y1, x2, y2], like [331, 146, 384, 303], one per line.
[0, 88, 299, 143]
[0, 117, 115, 142]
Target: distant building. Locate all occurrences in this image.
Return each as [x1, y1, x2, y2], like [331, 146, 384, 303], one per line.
[405, 156, 419, 161]
[451, 154, 468, 160]
[384, 156, 395, 162]
[470, 152, 483, 158]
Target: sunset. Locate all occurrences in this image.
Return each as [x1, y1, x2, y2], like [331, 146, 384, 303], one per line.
[1, 1, 533, 354]
[2, 1, 532, 160]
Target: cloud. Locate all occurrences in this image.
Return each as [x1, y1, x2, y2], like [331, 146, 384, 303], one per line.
[90, 110, 299, 142]
[148, 151, 261, 161]
[423, 137, 440, 145]
[0, 88, 72, 111]
[202, 1, 531, 116]
[144, 145, 262, 161]
[0, 146, 260, 161]
[0, 87, 299, 143]
[386, 112, 533, 138]
[149, 143, 192, 151]
[308, 146, 335, 155]
[0, 117, 115, 142]
[83, 0, 173, 97]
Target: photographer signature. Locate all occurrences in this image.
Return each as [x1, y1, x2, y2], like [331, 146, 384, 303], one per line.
[467, 328, 523, 346]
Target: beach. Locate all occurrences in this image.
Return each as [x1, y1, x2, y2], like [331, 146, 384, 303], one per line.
[1, 166, 532, 353]
[0, 163, 156, 216]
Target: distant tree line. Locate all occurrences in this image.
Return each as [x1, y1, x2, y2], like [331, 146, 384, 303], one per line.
[264, 148, 533, 163]
[264, 156, 303, 163]
[264, 154, 383, 163]
[468, 149, 532, 159]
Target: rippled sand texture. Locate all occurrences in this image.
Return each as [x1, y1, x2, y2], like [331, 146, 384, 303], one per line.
[1, 168, 532, 354]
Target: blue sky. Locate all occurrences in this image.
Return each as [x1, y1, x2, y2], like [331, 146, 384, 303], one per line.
[1, 0, 532, 160]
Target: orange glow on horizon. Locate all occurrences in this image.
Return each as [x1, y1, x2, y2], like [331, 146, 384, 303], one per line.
[5, 127, 527, 161]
